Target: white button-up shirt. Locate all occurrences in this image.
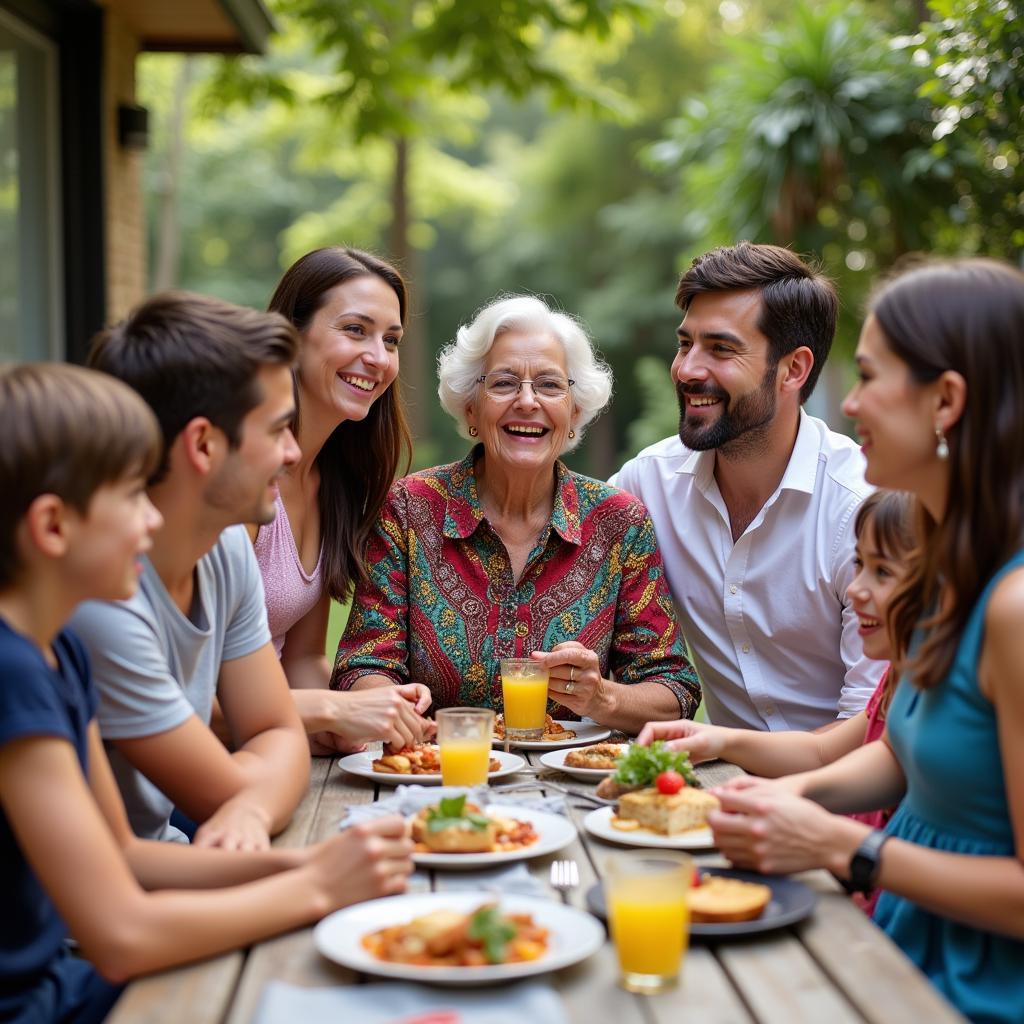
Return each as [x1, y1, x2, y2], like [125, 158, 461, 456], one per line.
[611, 411, 883, 731]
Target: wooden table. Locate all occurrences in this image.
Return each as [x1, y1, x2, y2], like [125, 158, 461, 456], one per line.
[108, 753, 966, 1024]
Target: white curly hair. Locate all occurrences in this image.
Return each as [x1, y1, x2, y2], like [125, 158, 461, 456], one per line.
[437, 295, 613, 453]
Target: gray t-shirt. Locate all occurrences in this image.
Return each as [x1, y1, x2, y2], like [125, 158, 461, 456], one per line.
[69, 525, 271, 842]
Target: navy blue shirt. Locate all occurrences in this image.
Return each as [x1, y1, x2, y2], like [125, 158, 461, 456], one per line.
[0, 618, 96, 997]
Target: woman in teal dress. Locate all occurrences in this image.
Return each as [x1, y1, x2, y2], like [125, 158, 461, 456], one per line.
[699, 258, 1024, 1024]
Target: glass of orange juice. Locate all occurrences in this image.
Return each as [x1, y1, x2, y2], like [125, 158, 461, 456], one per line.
[500, 659, 549, 741]
[436, 707, 495, 786]
[605, 853, 693, 993]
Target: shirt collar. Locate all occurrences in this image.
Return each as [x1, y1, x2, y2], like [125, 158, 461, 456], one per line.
[674, 408, 818, 495]
[441, 445, 582, 545]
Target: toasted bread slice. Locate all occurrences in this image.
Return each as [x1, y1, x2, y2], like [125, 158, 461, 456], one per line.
[689, 876, 771, 923]
[616, 786, 719, 835]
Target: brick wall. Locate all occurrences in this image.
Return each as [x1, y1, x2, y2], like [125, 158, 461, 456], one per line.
[103, 9, 145, 321]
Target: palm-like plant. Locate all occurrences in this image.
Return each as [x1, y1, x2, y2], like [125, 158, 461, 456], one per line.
[651, 1, 955, 260]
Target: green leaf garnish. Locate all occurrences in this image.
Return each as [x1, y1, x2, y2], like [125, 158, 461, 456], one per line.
[467, 905, 517, 963]
[613, 741, 698, 787]
[425, 794, 491, 832]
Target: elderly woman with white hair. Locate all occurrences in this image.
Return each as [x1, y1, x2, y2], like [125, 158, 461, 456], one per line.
[331, 295, 700, 732]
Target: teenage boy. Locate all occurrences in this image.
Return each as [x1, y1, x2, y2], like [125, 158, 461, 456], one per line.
[70, 292, 311, 848]
[0, 363, 410, 1024]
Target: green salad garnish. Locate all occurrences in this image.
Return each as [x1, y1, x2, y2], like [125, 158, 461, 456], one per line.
[613, 741, 698, 787]
[468, 905, 517, 963]
[425, 794, 492, 833]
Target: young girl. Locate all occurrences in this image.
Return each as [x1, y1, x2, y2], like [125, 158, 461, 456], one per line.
[639, 488, 913, 785]
[256, 248, 431, 753]
[704, 259, 1024, 1024]
[0, 364, 411, 1024]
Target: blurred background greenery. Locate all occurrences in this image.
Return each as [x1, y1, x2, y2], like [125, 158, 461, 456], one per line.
[140, 0, 1022, 483]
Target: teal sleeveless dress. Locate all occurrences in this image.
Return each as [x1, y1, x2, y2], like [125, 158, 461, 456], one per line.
[875, 552, 1024, 1024]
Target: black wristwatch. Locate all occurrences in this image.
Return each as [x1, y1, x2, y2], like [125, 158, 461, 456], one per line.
[841, 829, 890, 894]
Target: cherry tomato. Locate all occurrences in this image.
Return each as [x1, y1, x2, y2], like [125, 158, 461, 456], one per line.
[655, 769, 686, 794]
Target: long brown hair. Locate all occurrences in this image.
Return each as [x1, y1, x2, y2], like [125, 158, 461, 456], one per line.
[268, 247, 412, 602]
[853, 489, 916, 712]
[875, 259, 1024, 689]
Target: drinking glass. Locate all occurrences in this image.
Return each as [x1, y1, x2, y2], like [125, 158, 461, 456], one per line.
[436, 707, 495, 786]
[500, 659, 550, 741]
[605, 852, 693, 993]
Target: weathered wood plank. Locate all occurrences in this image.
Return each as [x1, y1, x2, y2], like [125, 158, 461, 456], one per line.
[105, 952, 243, 1024]
[715, 930, 864, 1024]
[799, 882, 967, 1024]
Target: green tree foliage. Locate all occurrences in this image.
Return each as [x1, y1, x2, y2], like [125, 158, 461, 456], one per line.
[908, 0, 1024, 257]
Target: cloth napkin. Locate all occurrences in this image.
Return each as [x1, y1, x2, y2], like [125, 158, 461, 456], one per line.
[253, 979, 569, 1024]
[338, 786, 566, 829]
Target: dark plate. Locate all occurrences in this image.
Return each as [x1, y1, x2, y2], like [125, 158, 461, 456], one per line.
[586, 867, 818, 940]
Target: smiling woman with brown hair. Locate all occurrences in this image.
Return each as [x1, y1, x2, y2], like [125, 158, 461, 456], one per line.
[253, 247, 433, 753]
[332, 294, 700, 735]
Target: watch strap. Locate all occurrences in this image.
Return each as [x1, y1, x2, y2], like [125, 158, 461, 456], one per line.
[847, 829, 889, 894]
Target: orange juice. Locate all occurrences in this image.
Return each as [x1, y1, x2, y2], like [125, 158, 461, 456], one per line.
[605, 854, 691, 993]
[500, 659, 549, 740]
[502, 677, 548, 730]
[439, 737, 491, 785]
[608, 876, 689, 977]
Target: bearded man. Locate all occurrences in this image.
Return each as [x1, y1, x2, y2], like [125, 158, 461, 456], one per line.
[612, 242, 879, 731]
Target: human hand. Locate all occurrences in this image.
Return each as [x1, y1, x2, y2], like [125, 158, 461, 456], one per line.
[329, 688, 432, 749]
[395, 683, 433, 716]
[707, 787, 862, 875]
[310, 815, 414, 910]
[308, 731, 367, 757]
[193, 797, 271, 852]
[635, 719, 730, 764]
[530, 642, 607, 720]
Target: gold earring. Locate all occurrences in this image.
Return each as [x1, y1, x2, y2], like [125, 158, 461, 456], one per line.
[568, 430, 575, 439]
[469, 425, 479, 438]
[935, 425, 949, 460]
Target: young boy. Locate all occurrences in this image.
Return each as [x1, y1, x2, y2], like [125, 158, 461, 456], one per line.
[0, 363, 411, 1023]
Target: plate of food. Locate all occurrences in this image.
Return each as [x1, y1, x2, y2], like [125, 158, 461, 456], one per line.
[338, 745, 525, 786]
[581, 743, 718, 850]
[538, 742, 628, 780]
[313, 892, 605, 985]
[492, 714, 611, 750]
[585, 867, 818, 939]
[409, 794, 576, 868]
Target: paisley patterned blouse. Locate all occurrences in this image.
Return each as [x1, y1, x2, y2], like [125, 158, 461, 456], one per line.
[331, 448, 701, 719]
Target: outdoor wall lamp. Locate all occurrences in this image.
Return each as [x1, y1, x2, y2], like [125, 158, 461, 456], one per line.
[118, 104, 149, 150]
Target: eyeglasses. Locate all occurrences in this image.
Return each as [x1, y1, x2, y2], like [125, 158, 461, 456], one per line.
[477, 372, 575, 401]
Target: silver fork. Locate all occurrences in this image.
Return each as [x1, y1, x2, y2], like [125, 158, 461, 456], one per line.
[550, 859, 579, 905]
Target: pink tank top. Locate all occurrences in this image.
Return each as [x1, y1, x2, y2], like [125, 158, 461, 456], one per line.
[850, 664, 894, 916]
[254, 492, 323, 657]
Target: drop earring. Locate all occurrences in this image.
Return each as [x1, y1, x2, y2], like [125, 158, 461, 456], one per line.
[568, 430, 575, 439]
[469, 425, 479, 438]
[935, 425, 949, 460]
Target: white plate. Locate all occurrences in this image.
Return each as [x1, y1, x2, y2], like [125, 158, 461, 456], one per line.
[492, 719, 611, 750]
[411, 804, 576, 869]
[582, 805, 715, 850]
[539, 744, 629, 780]
[338, 749, 525, 786]
[314, 891, 604, 985]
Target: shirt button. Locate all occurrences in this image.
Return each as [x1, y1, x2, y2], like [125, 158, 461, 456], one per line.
[763, 704, 775, 717]
[729, 584, 738, 595]
[741, 643, 750, 654]
[515, 622, 529, 638]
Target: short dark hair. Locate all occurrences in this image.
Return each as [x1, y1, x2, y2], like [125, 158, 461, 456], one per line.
[0, 362, 160, 587]
[89, 292, 298, 483]
[675, 242, 838, 402]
